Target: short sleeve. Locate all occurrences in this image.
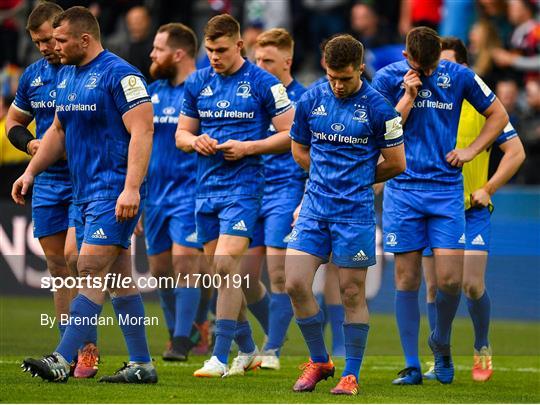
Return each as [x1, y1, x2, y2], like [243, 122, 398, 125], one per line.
[371, 70, 397, 106]
[12, 68, 33, 116]
[111, 72, 151, 115]
[289, 96, 311, 146]
[371, 98, 403, 149]
[180, 73, 200, 119]
[494, 122, 518, 146]
[259, 73, 292, 117]
[462, 68, 496, 114]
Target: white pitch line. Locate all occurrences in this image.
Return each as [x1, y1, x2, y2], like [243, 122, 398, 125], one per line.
[369, 365, 540, 373]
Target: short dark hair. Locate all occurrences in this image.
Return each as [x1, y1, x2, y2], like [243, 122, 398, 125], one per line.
[324, 34, 364, 70]
[406, 26, 441, 70]
[53, 6, 100, 41]
[441, 36, 468, 65]
[204, 14, 240, 41]
[158, 23, 198, 58]
[26, 1, 63, 32]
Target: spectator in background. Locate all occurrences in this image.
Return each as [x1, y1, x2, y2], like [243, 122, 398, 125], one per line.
[350, 1, 395, 49]
[518, 80, 540, 184]
[491, 0, 539, 82]
[0, 0, 24, 67]
[477, 0, 513, 46]
[399, 0, 442, 37]
[468, 19, 506, 89]
[496, 78, 523, 127]
[242, 23, 264, 61]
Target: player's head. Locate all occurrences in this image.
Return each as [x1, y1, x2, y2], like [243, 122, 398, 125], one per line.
[404, 26, 441, 76]
[204, 14, 243, 75]
[26, 1, 64, 64]
[323, 34, 365, 99]
[254, 28, 294, 82]
[150, 23, 198, 80]
[440, 36, 469, 66]
[52, 6, 101, 66]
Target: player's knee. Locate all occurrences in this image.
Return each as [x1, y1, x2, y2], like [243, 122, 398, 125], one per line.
[271, 274, 286, 292]
[77, 257, 102, 278]
[462, 281, 484, 300]
[340, 285, 361, 309]
[213, 256, 235, 278]
[438, 277, 461, 294]
[285, 278, 309, 301]
[426, 284, 438, 301]
[47, 258, 70, 279]
[395, 271, 421, 290]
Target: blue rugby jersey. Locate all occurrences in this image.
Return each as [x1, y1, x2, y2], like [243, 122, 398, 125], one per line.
[147, 79, 196, 206]
[181, 60, 292, 197]
[13, 58, 70, 185]
[262, 79, 307, 195]
[55, 50, 151, 203]
[372, 59, 496, 190]
[290, 81, 403, 223]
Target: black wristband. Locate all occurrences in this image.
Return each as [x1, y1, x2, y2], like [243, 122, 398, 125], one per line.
[7, 125, 35, 154]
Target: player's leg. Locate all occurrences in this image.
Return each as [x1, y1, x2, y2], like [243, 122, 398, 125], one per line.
[324, 263, 345, 357]
[241, 245, 269, 335]
[421, 250, 437, 380]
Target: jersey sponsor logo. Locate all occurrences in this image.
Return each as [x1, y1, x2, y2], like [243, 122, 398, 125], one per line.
[31, 99, 55, 109]
[331, 123, 345, 132]
[216, 100, 230, 109]
[30, 76, 43, 87]
[412, 99, 454, 110]
[67, 93, 77, 102]
[232, 220, 248, 232]
[236, 82, 252, 98]
[85, 73, 100, 89]
[384, 116, 403, 141]
[312, 129, 368, 144]
[386, 232, 397, 246]
[311, 104, 327, 116]
[471, 234, 485, 246]
[57, 79, 67, 89]
[353, 107, 368, 122]
[458, 233, 466, 244]
[200, 86, 213, 96]
[151, 93, 160, 103]
[437, 73, 451, 89]
[91, 228, 107, 239]
[474, 74, 492, 97]
[418, 89, 432, 99]
[120, 75, 148, 102]
[163, 106, 175, 115]
[352, 250, 369, 261]
[270, 83, 290, 109]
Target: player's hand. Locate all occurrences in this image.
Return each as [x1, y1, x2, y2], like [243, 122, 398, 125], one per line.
[11, 172, 34, 205]
[216, 139, 249, 160]
[403, 70, 422, 99]
[191, 134, 218, 156]
[134, 216, 144, 236]
[291, 202, 302, 226]
[446, 147, 475, 167]
[471, 188, 491, 208]
[26, 139, 40, 156]
[116, 188, 140, 222]
[491, 48, 517, 67]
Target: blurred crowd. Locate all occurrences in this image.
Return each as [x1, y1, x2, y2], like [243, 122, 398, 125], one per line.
[1, 0, 539, 185]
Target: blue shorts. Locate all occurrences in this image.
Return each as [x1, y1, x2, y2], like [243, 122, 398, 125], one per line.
[250, 194, 302, 249]
[144, 202, 201, 255]
[75, 198, 142, 250]
[423, 206, 491, 256]
[383, 186, 465, 253]
[195, 196, 261, 244]
[32, 182, 77, 239]
[287, 215, 376, 268]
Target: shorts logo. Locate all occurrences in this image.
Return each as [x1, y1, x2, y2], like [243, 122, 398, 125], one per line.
[284, 229, 298, 243]
[386, 233, 397, 246]
[458, 233, 466, 244]
[217, 100, 230, 109]
[236, 82, 251, 98]
[418, 89, 432, 98]
[471, 234, 485, 246]
[200, 86, 213, 96]
[437, 73, 451, 88]
[311, 105, 327, 116]
[91, 228, 107, 239]
[232, 220, 247, 232]
[331, 123, 345, 132]
[352, 250, 369, 261]
[186, 232, 198, 243]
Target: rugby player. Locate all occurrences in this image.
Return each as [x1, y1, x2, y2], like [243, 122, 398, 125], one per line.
[285, 34, 405, 395]
[142, 22, 206, 361]
[6, 1, 99, 378]
[372, 27, 509, 385]
[176, 14, 294, 378]
[422, 37, 525, 383]
[14, 6, 156, 383]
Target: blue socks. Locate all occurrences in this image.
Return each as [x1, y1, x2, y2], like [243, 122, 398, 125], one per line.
[433, 290, 461, 346]
[58, 323, 66, 339]
[157, 288, 176, 337]
[395, 290, 421, 369]
[427, 301, 437, 332]
[56, 294, 102, 363]
[234, 320, 256, 353]
[327, 304, 345, 356]
[342, 323, 369, 380]
[296, 309, 328, 363]
[173, 287, 201, 338]
[467, 291, 491, 350]
[247, 292, 270, 335]
[195, 296, 211, 324]
[111, 294, 151, 363]
[264, 293, 294, 355]
[213, 319, 237, 364]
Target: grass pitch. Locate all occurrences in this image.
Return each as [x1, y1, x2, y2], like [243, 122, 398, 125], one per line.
[1, 295, 539, 403]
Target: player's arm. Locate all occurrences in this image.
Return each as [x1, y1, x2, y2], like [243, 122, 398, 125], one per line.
[11, 113, 66, 205]
[375, 144, 406, 183]
[471, 136, 526, 207]
[175, 115, 218, 156]
[394, 69, 422, 124]
[116, 102, 154, 221]
[291, 140, 310, 171]
[5, 105, 40, 155]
